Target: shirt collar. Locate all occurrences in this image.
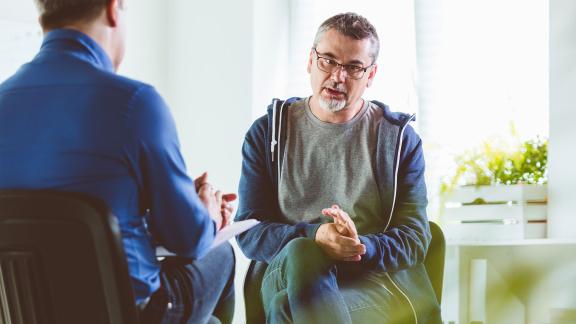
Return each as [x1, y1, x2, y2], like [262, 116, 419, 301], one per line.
[40, 28, 115, 72]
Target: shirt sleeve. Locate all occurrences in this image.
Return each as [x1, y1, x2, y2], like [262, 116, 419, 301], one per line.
[125, 85, 216, 259]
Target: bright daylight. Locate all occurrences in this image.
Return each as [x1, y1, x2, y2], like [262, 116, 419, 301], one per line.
[0, 1, 574, 324]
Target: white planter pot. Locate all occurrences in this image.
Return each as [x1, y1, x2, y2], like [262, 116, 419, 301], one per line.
[443, 184, 547, 241]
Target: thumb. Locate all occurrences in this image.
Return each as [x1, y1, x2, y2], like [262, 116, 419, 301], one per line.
[194, 172, 209, 190]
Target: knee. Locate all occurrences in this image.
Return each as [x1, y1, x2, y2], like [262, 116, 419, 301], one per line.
[211, 242, 235, 277]
[283, 238, 322, 258]
[282, 238, 329, 273]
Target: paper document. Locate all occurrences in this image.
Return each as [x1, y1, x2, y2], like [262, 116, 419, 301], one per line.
[156, 219, 260, 257]
[211, 218, 260, 248]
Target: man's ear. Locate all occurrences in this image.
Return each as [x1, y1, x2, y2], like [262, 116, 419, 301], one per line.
[366, 64, 377, 88]
[105, 0, 120, 27]
[307, 49, 314, 74]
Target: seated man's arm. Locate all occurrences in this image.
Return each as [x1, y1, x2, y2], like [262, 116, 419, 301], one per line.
[127, 85, 217, 259]
[235, 116, 321, 263]
[358, 126, 431, 271]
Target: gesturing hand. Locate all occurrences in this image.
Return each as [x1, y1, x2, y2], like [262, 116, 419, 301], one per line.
[322, 205, 358, 240]
[194, 172, 237, 231]
[220, 193, 237, 229]
[194, 172, 210, 192]
[194, 172, 223, 229]
[315, 205, 365, 262]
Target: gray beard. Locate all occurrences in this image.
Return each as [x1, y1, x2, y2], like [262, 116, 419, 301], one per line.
[319, 96, 346, 112]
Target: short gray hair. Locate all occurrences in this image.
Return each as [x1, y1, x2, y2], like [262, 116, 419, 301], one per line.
[312, 12, 380, 63]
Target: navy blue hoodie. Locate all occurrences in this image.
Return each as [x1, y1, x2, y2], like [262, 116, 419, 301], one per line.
[236, 98, 441, 323]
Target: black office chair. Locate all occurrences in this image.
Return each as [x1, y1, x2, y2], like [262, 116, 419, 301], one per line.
[243, 221, 446, 323]
[424, 221, 445, 304]
[0, 191, 139, 324]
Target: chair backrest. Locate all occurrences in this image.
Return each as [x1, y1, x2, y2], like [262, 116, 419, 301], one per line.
[424, 221, 446, 304]
[243, 221, 446, 322]
[0, 191, 139, 324]
[243, 260, 268, 324]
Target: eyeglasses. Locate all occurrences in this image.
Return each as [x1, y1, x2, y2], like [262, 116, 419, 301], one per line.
[313, 48, 373, 80]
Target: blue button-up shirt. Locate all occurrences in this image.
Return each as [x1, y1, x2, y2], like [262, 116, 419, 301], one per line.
[0, 29, 216, 304]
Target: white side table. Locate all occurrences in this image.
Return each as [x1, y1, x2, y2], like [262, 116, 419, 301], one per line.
[442, 239, 576, 324]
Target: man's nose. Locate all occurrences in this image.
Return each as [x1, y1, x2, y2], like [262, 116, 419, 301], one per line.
[330, 66, 347, 82]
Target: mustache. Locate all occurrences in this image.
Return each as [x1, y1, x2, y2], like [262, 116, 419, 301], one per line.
[323, 82, 347, 94]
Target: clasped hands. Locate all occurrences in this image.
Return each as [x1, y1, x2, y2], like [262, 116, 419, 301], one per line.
[194, 172, 237, 231]
[315, 205, 366, 262]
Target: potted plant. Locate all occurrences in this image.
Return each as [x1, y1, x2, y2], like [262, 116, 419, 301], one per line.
[440, 137, 548, 241]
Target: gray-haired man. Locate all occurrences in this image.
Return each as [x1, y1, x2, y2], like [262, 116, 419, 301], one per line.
[236, 12, 441, 323]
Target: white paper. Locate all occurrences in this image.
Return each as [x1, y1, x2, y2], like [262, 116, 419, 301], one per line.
[211, 219, 260, 248]
[156, 219, 260, 257]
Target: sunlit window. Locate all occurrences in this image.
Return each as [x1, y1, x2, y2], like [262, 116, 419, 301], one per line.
[414, 0, 548, 218]
[285, 0, 549, 219]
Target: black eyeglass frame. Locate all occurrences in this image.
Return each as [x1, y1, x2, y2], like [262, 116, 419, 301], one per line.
[312, 48, 375, 80]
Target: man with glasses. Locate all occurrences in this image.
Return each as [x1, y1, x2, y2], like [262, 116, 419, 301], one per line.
[0, 1, 236, 323]
[236, 12, 441, 323]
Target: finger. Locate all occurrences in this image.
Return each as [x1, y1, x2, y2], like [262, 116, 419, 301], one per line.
[324, 208, 357, 238]
[320, 214, 351, 237]
[222, 193, 237, 202]
[221, 206, 233, 216]
[194, 172, 208, 191]
[221, 202, 234, 219]
[334, 235, 361, 246]
[332, 209, 358, 238]
[321, 208, 333, 217]
[328, 247, 363, 260]
[221, 200, 234, 210]
[197, 182, 212, 199]
[321, 208, 345, 224]
[334, 235, 364, 249]
[215, 190, 223, 204]
[335, 240, 366, 255]
[343, 244, 366, 255]
[321, 209, 345, 228]
[317, 240, 362, 260]
[341, 255, 362, 262]
[221, 210, 231, 228]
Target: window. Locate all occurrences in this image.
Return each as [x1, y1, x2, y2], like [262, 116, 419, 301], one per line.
[282, 0, 548, 219]
[414, 0, 549, 218]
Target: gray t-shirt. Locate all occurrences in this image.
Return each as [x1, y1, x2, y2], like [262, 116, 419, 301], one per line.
[278, 97, 384, 233]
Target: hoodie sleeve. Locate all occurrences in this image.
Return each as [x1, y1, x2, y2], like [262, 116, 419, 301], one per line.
[357, 124, 431, 272]
[235, 116, 321, 263]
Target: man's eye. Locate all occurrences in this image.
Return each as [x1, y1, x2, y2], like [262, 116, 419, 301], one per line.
[346, 65, 363, 72]
[324, 58, 337, 66]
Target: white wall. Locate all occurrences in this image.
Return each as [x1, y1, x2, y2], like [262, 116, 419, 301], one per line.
[121, 2, 255, 323]
[163, 0, 253, 193]
[548, 0, 576, 239]
[0, 1, 42, 82]
[120, 0, 169, 95]
[122, 0, 254, 195]
[252, 0, 290, 118]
